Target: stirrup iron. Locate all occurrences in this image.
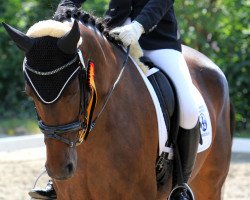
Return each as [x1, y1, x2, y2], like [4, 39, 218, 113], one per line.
[168, 183, 195, 200]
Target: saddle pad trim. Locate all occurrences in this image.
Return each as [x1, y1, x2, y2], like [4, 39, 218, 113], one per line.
[146, 67, 159, 77]
[128, 53, 168, 156]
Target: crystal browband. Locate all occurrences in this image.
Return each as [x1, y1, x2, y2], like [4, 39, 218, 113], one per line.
[23, 54, 79, 76]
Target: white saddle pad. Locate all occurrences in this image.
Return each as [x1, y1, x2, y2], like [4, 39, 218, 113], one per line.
[130, 58, 212, 155]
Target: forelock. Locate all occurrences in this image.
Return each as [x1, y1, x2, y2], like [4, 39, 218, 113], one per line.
[27, 20, 71, 38]
[26, 20, 82, 46]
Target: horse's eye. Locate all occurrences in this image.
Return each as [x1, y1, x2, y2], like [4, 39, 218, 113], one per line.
[64, 85, 80, 97]
[64, 89, 79, 97]
[64, 79, 80, 97]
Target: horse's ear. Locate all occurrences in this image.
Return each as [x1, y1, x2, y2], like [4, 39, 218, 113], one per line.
[2, 22, 34, 53]
[57, 20, 80, 54]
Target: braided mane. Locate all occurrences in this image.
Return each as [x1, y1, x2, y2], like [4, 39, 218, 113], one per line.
[58, 8, 149, 73]
[53, 8, 117, 43]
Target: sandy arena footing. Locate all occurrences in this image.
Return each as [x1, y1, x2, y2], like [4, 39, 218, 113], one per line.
[0, 147, 249, 200]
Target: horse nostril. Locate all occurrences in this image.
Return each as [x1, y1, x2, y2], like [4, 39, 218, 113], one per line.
[66, 163, 74, 174]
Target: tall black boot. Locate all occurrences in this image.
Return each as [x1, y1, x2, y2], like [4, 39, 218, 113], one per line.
[169, 121, 200, 200]
[178, 121, 200, 183]
[53, 0, 86, 21]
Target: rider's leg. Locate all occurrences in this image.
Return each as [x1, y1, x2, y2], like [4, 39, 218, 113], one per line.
[143, 49, 200, 199]
[143, 49, 199, 129]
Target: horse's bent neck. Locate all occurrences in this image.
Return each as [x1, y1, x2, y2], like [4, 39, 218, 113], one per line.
[79, 23, 129, 98]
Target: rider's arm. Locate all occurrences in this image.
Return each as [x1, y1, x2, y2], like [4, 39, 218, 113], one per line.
[134, 0, 173, 33]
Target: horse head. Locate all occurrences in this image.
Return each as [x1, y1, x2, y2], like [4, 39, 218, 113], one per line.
[3, 20, 88, 180]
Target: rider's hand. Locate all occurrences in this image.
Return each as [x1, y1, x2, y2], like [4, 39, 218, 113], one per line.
[109, 21, 145, 47]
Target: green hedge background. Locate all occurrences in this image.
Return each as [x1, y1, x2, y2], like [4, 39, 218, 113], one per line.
[0, 0, 249, 135]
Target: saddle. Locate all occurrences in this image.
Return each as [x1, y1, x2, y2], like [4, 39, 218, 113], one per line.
[140, 56, 179, 186]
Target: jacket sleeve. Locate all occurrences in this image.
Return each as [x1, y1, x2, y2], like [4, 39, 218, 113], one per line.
[134, 0, 173, 34]
[105, 0, 133, 28]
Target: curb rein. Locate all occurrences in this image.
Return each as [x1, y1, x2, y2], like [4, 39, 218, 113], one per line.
[36, 46, 130, 148]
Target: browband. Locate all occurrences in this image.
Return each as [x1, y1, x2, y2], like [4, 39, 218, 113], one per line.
[23, 50, 85, 104]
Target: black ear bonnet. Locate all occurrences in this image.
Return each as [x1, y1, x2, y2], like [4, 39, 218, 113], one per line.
[3, 21, 82, 104]
[23, 36, 81, 103]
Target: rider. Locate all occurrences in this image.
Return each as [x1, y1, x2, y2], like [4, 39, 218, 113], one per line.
[29, 0, 201, 199]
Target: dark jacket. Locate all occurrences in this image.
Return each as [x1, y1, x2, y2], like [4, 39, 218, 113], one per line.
[105, 0, 182, 51]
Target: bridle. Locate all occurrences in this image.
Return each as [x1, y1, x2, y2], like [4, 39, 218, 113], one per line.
[24, 49, 95, 147]
[24, 47, 130, 148]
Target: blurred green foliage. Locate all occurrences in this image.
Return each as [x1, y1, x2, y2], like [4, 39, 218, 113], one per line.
[175, 0, 250, 132]
[0, 118, 39, 135]
[0, 0, 249, 135]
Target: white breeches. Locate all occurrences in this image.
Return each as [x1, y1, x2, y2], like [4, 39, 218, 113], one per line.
[123, 18, 199, 129]
[143, 49, 199, 129]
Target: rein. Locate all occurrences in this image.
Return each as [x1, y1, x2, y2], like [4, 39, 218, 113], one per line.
[89, 46, 131, 130]
[28, 46, 130, 147]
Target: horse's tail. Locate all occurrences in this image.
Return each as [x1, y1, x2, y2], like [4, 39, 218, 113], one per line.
[230, 101, 236, 140]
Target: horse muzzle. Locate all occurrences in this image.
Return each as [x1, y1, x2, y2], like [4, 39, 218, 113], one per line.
[45, 159, 77, 180]
[45, 142, 78, 180]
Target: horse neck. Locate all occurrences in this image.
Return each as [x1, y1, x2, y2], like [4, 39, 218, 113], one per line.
[74, 25, 159, 177]
[79, 24, 127, 97]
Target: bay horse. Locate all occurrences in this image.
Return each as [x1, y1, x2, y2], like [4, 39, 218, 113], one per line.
[3, 11, 233, 200]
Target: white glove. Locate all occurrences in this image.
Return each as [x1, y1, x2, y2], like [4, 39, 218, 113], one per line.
[109, 21, 145, 47]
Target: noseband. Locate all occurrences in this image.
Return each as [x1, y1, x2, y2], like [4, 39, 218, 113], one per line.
[24, 47, 130, 148]
[38, 121, 84, 147]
